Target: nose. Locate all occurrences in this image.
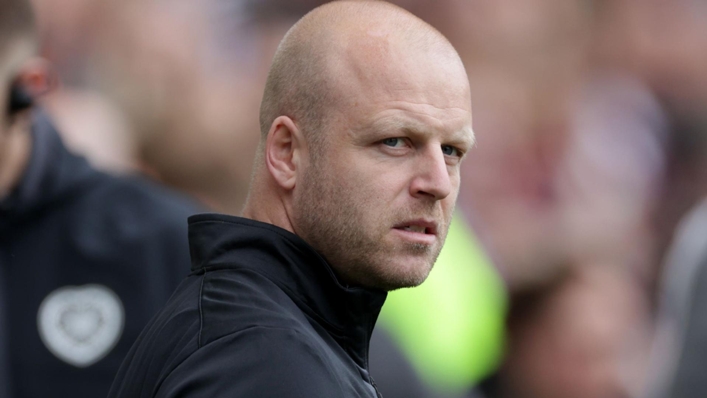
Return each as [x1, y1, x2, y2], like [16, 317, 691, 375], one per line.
[409, 146, 452, 200]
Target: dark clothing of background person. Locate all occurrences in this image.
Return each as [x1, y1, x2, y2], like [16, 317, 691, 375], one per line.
[646, 198, 707, 398]
[0, 112, 199, 398]
[109, 214, 387, 398]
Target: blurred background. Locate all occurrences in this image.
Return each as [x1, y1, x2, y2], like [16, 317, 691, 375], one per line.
[27, 0, 707, 397]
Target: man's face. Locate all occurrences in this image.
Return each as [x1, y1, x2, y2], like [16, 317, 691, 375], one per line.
[292, 39, 474, 290]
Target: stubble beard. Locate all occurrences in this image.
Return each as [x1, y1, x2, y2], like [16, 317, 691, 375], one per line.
[293, 163, 449, 291]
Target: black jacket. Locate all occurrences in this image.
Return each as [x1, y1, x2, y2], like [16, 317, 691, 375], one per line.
[0, 113, 199, 397]
[108, 214, 388, 398]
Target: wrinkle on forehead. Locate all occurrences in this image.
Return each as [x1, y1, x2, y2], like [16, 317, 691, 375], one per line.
[336, 26, 462, 80]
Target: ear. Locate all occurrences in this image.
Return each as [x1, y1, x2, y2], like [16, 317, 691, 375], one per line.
[265, 116, 303, 191]
[14, 57, 56, 98]
[5, 58, 55, 128]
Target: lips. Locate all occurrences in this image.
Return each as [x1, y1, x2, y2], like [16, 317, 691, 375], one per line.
[400, 225, 426, 233]
[393, 220, 437, 236]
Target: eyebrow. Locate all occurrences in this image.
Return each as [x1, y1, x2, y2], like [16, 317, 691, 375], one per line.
[458, 125, 476, 148]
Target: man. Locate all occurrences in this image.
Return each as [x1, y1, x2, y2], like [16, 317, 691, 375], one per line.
[109, 1, 475, 397]
[0, 1, 200, 397]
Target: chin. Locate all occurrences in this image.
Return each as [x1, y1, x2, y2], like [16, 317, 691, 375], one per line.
[371, 260, 434, 291]
[375, 276, 426, 292]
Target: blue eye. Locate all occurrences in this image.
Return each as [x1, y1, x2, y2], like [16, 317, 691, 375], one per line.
[442, 145, 460, 157]
[382, 138, 404, 147]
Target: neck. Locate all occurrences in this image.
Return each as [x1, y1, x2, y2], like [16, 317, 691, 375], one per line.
[0, 118, 32, 199]
[241, 176, 296, 235]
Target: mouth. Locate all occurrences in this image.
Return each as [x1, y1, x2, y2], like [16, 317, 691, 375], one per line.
[393, 220, 437, 236]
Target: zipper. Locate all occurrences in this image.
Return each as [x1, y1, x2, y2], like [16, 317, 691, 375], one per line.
[370, 376, 383, 398]
[364, 311, 382, 398]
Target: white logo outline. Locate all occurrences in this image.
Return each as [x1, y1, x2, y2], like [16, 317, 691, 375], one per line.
[37, 284, 124, 368]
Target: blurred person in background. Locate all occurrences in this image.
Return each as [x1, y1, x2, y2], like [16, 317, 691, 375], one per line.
[426, 1, 663, 397]
[29, 0, 270, 212]
[466, 1, 707, 398]
[0, 0, 201, 396]
[487, 265, 649, 398]
[591, 2, 707, 397]
[648, 166, 707, 398]
[647, 197, 707, 398]
[642, 109, 707, 398]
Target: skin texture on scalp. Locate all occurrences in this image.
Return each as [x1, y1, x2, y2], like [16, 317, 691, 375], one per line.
[244, 0, 474, 291]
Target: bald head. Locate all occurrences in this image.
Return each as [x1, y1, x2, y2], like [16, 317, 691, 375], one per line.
[258, 0, 463, 152]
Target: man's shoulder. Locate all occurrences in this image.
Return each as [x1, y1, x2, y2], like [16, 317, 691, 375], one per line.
[203, 324, 332, 357]
[195, 269, 350, 375]
[150, 325, 346, 398]
[197, 267, 314, 345]
[111, 280, 346, 398]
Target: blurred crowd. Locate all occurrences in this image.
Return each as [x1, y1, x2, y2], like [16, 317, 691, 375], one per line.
[20, 0, 707, 397]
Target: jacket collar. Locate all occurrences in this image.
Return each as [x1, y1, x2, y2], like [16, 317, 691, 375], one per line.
[0, 111, 97, 227]
[188, 213, 387, 368]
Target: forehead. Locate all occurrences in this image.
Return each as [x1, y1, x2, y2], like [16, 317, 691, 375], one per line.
[302, 20, 474, 147]
[326, 39, 472, 138]
[330, 30, 469, 103]
[349, 36, 467, 94]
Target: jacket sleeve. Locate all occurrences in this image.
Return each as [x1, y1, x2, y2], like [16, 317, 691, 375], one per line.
[154, 326, 345, 398]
